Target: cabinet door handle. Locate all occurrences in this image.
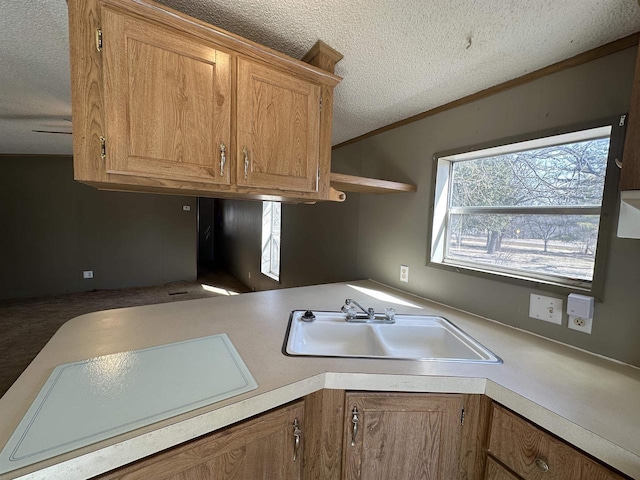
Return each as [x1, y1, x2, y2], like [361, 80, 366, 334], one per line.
[219, 143, 226, 177]
[243, 147, 249, 180]
[292, 418, 301, 462]
[534, 458, 549, 472]
[350, 406, 360, 446]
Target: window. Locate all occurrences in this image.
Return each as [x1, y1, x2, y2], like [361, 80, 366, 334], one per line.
[430, 119, 623, 293]
[261, 201, 281, 281]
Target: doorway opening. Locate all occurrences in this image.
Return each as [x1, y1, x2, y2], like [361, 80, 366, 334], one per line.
[196, 198, 249, 294]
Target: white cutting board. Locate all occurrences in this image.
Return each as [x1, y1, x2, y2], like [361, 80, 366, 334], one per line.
[0, 334, 257, 474]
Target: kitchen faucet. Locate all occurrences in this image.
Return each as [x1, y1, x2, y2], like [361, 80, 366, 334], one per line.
[341, 299, 395, 324]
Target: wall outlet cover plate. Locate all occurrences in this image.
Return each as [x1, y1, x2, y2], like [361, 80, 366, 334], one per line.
[400, 265, 409, 283]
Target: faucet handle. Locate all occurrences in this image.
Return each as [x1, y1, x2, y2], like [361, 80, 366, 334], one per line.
[342, 304, 357, 319]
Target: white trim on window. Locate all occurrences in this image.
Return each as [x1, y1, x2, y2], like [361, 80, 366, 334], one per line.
[261, 201, 281, 281]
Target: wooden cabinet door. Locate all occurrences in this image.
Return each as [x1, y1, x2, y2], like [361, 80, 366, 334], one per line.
[236, 57, 321, 193]
[101, 6, 232, 186]
[97, 401, 304, 480]
[343, 393, 464, 480]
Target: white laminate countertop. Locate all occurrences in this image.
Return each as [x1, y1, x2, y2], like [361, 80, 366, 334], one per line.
[0, 280, 639, 479]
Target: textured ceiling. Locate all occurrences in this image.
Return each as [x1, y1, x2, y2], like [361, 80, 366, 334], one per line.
[1, 0, 640, 154]
[0, 1, 73, 155]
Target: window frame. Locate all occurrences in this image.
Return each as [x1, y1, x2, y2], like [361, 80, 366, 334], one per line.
[427, 116, 625, 299]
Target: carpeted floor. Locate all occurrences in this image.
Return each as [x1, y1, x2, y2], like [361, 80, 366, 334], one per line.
[0, 269, 249, 398]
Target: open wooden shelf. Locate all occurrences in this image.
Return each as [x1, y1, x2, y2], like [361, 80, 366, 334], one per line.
[329, 172, 417, 194]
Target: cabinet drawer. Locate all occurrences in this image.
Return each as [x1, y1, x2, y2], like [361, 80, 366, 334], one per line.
[488, 404, 624, 480]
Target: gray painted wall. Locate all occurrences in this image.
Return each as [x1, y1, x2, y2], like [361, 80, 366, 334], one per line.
[0, 156, 197, 300]
[218, 197, 360, 291]
[333, 47, 640, 366]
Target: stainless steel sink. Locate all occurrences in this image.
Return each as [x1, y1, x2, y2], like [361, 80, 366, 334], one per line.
[284, 310, 502, 363]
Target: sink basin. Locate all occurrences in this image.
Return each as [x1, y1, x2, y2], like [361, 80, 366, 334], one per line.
[284, 311, 502, 363]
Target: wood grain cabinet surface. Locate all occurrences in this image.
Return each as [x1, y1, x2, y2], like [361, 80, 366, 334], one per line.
[487, 403, 626, 480]
[620, 42, 640, 190]
[95, 401, 304, 480]
[236, 57, 321, 193]
[68, 0, 341, 202]
[342, 392, 465, 480]
[101, 6, 231, 187]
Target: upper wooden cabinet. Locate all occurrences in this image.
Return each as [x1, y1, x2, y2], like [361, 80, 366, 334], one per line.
[101, 7, 232, 186]
[68, 0, 342, 202]
[236, 57, 321, 193]
[620, 43, 640, 190]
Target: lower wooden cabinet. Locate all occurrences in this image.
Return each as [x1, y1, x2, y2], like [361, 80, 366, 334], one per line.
[342, 392, 465, 480]
[95, 400, 304, 480]
[486, 403, 626, 480]
[91, 393, 629, 480]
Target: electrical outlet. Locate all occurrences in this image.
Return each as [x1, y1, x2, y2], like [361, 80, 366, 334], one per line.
[529, 294, 562, 324]
[83, 270, 94, 279]
[568, 315, 592, 334]
[400, 265, 409, 283]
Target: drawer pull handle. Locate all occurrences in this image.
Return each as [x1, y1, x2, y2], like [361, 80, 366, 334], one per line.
[534, 458, 549, 472]
[350, 406, 360, 446]
[292, 418, 301, 462]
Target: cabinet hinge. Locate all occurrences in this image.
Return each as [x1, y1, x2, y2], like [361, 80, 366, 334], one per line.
[460, 408, 465, 426]
[100, 136, 106, 160]
[96, 28, 103, 52]
[319, 94, 323, 112]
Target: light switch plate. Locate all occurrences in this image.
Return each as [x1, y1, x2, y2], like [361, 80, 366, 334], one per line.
[529, 294, 563, 324]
